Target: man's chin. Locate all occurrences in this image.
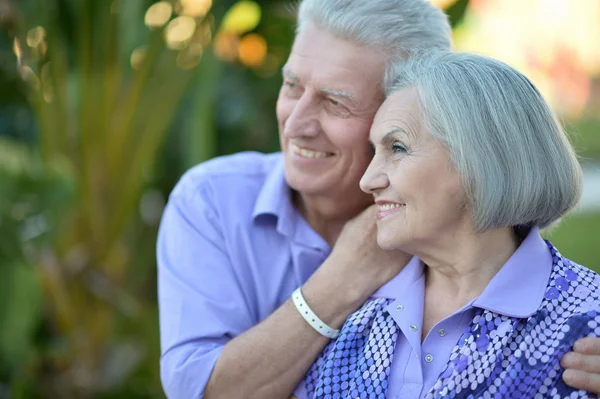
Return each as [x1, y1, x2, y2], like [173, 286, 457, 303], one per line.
[285, 174, 329, 196]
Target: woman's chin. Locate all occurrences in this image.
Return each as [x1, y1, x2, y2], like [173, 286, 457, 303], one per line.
[376, 234, 403, 251]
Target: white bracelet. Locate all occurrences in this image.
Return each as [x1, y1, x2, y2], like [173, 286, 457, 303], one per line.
[292, 287, 340, 339]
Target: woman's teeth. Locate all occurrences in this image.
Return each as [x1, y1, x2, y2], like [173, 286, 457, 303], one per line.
[379, 203, 404, 211]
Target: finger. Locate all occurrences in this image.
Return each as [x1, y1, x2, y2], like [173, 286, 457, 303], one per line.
[574, 337, 600, 355]
[563, 369, 600, 395]
[561, 352, 600, 374]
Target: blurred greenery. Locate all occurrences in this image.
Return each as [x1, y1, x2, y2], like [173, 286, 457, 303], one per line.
[544, 213, 600, 272]
[0, 0, 597, 397]
[569, 118, 600, 161]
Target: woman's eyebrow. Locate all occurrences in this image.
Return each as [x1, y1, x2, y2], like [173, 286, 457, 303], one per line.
[381, 128, 407, 145]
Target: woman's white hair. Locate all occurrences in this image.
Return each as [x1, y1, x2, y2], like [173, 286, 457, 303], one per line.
[296, 0, 452, 75]
[385, 52, 583, 232]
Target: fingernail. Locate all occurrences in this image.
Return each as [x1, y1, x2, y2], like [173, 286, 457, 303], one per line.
[561, 353, 574, 366]
[563, 369, 575, 382]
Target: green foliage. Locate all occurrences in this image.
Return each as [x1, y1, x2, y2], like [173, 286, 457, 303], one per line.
[567, 118, 600, 161]
[544, 212, 600, 274]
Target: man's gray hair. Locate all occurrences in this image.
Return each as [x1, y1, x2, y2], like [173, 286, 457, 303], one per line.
[385, 52, 583, 231]
[297, 0, 452, 73]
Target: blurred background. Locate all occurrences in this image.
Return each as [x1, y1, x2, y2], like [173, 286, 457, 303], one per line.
[0, 0, 598, 397]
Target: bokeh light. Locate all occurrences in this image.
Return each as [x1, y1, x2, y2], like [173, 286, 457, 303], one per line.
[177, 42, 204, 70]
[213, 31, 239, 62]
[165, 16, 197, 50]
[220, 1, 261, 34]
[178, 0, 212, 18]
[454, 0, 600, 117]
[26, 26, 46, 48]
[238, 33, 267, 68]
[430, 0, 459, 9]
[130, 47, 146, 70]
[144, 1, 173, 29]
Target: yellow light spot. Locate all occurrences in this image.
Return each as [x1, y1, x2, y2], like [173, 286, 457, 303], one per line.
[37, 41, 48, 59]
[238, 33, 267, 68]
[145, 1, 173, 29]
[195, 22, 212, 46]
[18, 66, 40, 90]
[179, 0, 212, 17]
[41, 63, 53, 103]
[165, 16, 197, 50]
[26, 26, 46, 48]
[220, 1, 261, 35]
[13, 38, 23, 65]
[130, 47, 147, 70]
[429, 0, 459, 10]
[213, 31, 239, 62]
[177, 42, 204, 70]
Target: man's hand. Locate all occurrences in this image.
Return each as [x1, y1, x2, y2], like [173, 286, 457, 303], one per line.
[301, 204, 412, 328]
[330, 203, 412, 290]
[561, 337, 600, 395]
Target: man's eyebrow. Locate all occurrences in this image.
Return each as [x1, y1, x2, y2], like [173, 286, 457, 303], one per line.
[321, 88, 355, 105]
[282, 68, 299, 81]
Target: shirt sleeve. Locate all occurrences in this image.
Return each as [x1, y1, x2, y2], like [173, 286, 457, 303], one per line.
[157, 180, 256, 399]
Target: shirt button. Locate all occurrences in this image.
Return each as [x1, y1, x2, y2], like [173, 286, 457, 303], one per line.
[396, 305, 404, 311]
[409, 325, 418, 332]
[438, 329, 446, 337]
[425, 354, 434, 363]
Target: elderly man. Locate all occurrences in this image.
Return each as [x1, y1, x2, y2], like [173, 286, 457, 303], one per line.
[157, 1, 600, 398]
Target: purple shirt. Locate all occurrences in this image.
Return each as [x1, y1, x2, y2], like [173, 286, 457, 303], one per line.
[293, 226, 555, 399]
[158, 152, 330, 398]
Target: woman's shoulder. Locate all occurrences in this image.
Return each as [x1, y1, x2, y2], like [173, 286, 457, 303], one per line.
[543, 241, 600, 320]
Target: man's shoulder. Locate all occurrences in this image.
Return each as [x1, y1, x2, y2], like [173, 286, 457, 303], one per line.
[171, 151, 283, 200]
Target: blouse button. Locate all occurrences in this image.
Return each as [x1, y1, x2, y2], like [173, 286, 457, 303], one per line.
[438, 329, 446, 337]
[409, 325, 418, 332]
[425, 354, 434, 363]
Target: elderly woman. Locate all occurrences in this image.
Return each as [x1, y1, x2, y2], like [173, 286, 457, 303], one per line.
[293, 52, 600, 399]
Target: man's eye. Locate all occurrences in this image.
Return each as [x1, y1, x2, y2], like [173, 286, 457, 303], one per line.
[284, 81, 297, 88]
[329, 98, 340, 106]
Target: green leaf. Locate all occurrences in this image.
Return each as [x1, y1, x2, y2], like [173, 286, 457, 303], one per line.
[0, 262, 42, 373]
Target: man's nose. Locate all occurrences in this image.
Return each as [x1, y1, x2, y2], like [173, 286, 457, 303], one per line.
[283, 93, 320, 138]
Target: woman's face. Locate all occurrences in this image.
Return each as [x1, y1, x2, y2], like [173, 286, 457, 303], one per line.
[360, 87, 470, 252]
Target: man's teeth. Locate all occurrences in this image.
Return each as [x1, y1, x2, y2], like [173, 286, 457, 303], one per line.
[379, 203, 403, 211]
[292, 144, 330, 159]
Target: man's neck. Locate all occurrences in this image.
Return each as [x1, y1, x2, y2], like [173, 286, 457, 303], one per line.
[293, 190, 372, 247]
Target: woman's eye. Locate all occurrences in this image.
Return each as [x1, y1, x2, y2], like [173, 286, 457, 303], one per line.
[392, 142, 407, 154]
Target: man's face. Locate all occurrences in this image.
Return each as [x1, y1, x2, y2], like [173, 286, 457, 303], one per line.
[276, 23, 386, 203]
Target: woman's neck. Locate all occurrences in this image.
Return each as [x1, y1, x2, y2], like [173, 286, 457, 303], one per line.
[420, 227, 521, 339]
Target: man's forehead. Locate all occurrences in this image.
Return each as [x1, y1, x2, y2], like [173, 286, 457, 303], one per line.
[282, 61, 382, 101]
